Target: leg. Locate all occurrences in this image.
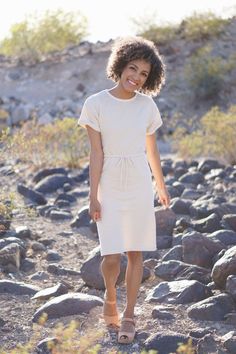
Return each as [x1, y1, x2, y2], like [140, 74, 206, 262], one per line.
[124, 251, 143, 318]
[118, 251, 143, 343]
[100, 254, 121, 324]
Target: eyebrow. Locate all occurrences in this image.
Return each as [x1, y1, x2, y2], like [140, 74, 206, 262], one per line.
[130, 63, 150, 74]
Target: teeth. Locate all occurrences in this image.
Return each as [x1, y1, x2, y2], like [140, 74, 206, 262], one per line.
[128, 80, 137, 86]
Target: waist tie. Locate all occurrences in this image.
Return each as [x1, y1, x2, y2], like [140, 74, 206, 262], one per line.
[104, 152, 145, 190]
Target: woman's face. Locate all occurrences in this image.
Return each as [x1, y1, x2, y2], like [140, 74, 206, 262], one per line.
[119, 59, 151, 93]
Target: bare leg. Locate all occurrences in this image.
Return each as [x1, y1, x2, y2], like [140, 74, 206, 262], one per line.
[123, 251, 143, 318]
[100, 254, 121, 316]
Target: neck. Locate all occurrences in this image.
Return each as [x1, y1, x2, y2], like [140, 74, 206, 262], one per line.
[109, 84, 136, 99]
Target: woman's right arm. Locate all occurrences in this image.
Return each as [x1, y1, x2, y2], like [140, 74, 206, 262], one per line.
[86, 125, 104, 221]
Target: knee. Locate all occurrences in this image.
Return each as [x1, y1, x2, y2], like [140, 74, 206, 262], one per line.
[102, 254, 121, 268]
[127, 251, 143, 263]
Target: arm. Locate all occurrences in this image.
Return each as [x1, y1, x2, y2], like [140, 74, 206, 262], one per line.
[146, 133, 170, 208]
[85, 125, 104, 221]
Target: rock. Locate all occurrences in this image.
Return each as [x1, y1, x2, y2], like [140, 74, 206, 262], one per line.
[179, 171, 204, 184]
[15, 225, 32, 239]
[181, 189, 203, 200]
[226, 275, 236, 301]
[223, 214, 236, 231]
[54, 193, 77, 204]
[0, 279, 40, 295]
[197, 333, 219, 354]
[162, 245, 183, 262]
[11, 103, 33, 124]
[212, 245, 236, 289]
[144, 332, 197, 353]
[192, 213, 221, 233]
[187, 293, 235, 321]
[155, 208, 176, 236]
[47, 263, 81, 276]
[222, 331, 236, 353]
[33, 167, 68, 183]
[198, 159, 224, 174]
[146, 279, 212, 304]
[70, 205, 91, 228]
[17, 184, 47, 205]
[32, 292, 103, 322]
[38, 112, 53, 125]
[45, 251, 62, 262]
[182, 231, 224, 268]
[49, 210, 73, 221]
[208, 229, 236, 246]
[34, 174, 72, 194]
[32, 283, 69, 300]
[29, 271, 49, 281]
[189, 328, 213, 338]
[0, 243, 21, 269]
[156, 235, 172, 249]
[152, 305, 175, 320]
[169, 198, 191, 214]
[225, 313, 236, 325]
[31, 241, 47, 252]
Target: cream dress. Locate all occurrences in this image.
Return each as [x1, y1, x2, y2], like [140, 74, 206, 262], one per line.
[78, 89, 163, 256]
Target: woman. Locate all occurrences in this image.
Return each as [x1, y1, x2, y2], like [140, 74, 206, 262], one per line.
[77, 36, 170, 344]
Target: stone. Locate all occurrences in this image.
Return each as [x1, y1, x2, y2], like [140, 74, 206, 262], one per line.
[162, 245, 183, 262]
[187, 293, 235, 321]
[212, 246, 236, 289]
[0, 279, 40, 295]
[182, 231, 224, 268]
[144, 332, 197, 353]
[146, 279, 212, 304]
[32, 283, 69, 300]
[17, 184, 47, 205]
[32, 292, 103, 322]
[34, 174, 72, 194]
[155, 208, 176, 236]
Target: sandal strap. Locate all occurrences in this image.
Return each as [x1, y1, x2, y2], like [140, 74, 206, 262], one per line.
[121, 317, 135, 325]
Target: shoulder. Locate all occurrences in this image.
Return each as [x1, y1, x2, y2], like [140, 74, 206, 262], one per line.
[136, 92, 159, 109]
[84, 90, 107, 105]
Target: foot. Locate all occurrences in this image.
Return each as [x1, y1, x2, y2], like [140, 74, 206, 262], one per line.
[118, 317, 136, 344]
[103, 291, 120, 329]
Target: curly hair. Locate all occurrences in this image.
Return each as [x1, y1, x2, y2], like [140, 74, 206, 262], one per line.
[106, 36, 165, 95]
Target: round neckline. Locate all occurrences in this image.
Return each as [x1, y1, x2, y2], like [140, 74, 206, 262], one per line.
[105, 89, 138, 102]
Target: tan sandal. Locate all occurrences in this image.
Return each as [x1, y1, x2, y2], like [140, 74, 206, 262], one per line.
[118, 317, 136, 344]
[103, 292, 120, 329]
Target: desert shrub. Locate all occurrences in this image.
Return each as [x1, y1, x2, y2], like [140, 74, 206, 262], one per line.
[130, 13, 177, 45]
[180, 11, 230, 41]
[184, 45, 235, 100]
[0, 117, 89, 170]
[172, 105, 236, 165]
[0, 9, 88, 62]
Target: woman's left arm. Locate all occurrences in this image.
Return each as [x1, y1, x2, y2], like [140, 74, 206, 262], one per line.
[146, 133, 171, 208]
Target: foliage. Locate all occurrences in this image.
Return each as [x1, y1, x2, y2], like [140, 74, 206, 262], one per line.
[172, 105, 236, 165]
[0, 9, 88, 62]
[0, 117, 89, 170]
[131, 11, 230, 45]
[184, 45, 236, 100]
[180, 11, 230, 41]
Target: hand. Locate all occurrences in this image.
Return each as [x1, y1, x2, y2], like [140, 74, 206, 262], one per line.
[89, 198, 101, 222]
[156, 185, 171, 209]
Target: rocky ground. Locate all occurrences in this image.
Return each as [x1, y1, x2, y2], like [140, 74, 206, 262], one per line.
[0, 152, 236, 353]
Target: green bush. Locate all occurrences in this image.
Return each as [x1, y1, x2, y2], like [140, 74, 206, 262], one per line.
[184, 45, 235, 100]
[0, 9, 88, 62]
[172, 105, 236, 165]
[0, 117, 89, 170]
[180, 11, 230, 41]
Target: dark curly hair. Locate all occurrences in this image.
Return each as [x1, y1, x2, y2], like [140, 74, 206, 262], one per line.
[106, 36, 165, 96]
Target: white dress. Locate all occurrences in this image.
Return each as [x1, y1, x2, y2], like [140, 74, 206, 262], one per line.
[78, 89, 163, 256]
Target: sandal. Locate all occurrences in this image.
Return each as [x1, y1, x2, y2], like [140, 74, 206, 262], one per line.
[103, 291, 120, 329]
[118, 317, 136, 344]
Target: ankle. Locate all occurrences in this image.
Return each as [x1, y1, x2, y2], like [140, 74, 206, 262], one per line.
[123, 309, 134, 319]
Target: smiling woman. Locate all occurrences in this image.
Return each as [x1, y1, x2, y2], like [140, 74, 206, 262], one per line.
[77, 35, 170, 344]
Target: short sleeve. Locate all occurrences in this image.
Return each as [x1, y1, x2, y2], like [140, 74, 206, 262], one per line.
[77, 96, 101, 132]
[146, 99, 163, 135]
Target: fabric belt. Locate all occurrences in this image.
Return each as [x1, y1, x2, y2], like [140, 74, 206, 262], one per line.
[104, 152, 145, 190]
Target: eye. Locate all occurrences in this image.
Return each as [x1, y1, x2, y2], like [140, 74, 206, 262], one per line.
[129, 65, 136, 70]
